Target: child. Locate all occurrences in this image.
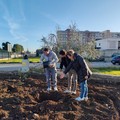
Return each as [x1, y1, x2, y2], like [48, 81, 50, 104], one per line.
[21, 55, 29, 73]
[20, 55, 29, 81]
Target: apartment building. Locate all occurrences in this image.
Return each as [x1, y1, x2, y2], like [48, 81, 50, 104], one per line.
[57, 29, 68, 47]
[57, 29, 120, 45]
[57, 29, 81, 47]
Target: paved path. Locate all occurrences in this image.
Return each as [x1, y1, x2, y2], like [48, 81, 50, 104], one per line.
[0, 63, 39, 72]
[0, 62, 119, 72]
[0, 64, 21, 71]
[88, 62, 120, 68]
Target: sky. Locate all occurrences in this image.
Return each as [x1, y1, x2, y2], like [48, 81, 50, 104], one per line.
[0, 0, 120, 52]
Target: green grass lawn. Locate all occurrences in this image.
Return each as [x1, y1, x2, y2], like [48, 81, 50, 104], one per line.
[0, 57, 40, 63]
[92, 67, 120, 76]
[0, 59, 120, 76]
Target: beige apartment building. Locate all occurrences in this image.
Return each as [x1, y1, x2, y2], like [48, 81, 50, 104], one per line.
[57, 29, 120, 61]
[57, 29, 120, 46]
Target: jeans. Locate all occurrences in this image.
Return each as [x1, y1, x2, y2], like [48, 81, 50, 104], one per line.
[80, 80, 88, 98]
[45, 67, 57, 88]
[67, 70, 77, 91]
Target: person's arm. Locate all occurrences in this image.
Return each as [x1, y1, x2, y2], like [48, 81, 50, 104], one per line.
[60, 58, 64, 70]
[64, 61, 73, 74]
[50, 52, 59, 64]
[85, 60, 92, 74]
[78, 56, 88, 79]
[60, 61, 73, 79]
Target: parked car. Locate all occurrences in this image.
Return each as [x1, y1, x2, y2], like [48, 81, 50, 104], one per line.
[111, 53, 120, 58]
[111, 55, 120, 65]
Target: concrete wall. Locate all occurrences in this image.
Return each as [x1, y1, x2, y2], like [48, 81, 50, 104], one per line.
[0, 51, 23, 59]
[96, 40, 108, 49]
[96, 38, 120, 50]
[11, 53, 22, 58]
[0, 52, 9, 59]
[99, 49, 120, 61]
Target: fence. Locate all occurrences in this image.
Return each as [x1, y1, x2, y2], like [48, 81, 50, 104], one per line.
[0, 51, 9, 59]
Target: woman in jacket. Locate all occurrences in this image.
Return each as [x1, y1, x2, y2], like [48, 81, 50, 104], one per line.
[60, 50, 92, 101]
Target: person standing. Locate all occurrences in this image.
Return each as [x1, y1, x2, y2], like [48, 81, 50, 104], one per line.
[59, 49, 77, 94]
[21, 54, 29, 73]
[40, 47, 59, 91]
[60, 50, 92, 101]
[20, 54, 30, 81]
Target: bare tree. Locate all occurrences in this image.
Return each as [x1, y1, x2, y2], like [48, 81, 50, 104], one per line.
[40, 34, 59, 53]
[40, 23, 99, 59]
[59, 22, 100, 59]
[41, 36, 48, 47]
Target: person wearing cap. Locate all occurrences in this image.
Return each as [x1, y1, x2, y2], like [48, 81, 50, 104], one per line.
[40, 47, 59, 91]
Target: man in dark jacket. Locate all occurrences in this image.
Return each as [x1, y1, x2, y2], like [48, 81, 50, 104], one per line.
[60, 50, 92, 101]
[59, 49, 77, 94]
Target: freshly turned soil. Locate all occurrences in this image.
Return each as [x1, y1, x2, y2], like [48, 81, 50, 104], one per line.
[0, 72, 120, 120]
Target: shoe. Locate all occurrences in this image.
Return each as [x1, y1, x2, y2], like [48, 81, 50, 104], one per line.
[54, 87, 58, 91]
[75, 97, 84, 101]
[64, 89, 71, 93]
[71, 91, 76, 95]
[84, 97, 88, 101]
[47, 87, 51, 91]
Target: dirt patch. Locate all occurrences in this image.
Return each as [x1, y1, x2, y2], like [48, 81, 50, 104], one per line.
[0, 72, 120, 120]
